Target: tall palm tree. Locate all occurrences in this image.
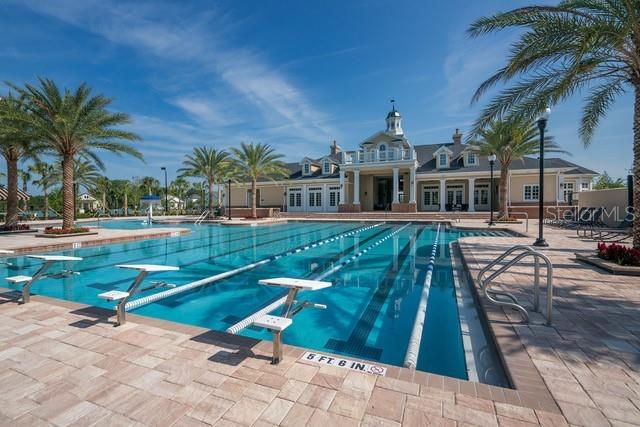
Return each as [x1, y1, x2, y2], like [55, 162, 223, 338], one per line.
[231, 142, 289, 218]
[20, 169, 30, 211]
[29, 162, 59, 219]
[13, 78, 142, 228]
[0, 94, 40, 228]
[178, 147, 230, 218]
[467, 1, 640, 246]
[469, 119, 564, 218]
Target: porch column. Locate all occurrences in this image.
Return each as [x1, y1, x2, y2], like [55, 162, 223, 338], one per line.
[353, 169, 360, 205]
[409, 167, 416, 204]
[439, 178, 446, 212]
[468, 178, 475, 212]
[339, 170, 345, 205]
[392, 167, 399, 204]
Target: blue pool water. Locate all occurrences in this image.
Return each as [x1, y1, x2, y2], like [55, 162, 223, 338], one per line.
[1, 220, 509, 383]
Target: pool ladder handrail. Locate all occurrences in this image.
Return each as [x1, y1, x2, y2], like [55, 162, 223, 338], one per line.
[476, 245, 553, 325]
[195, 210, 209, 225]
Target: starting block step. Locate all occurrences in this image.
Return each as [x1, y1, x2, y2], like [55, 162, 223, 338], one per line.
[98, 290, 130, 301]
[254, 315, 292, 332]
[5, 275, 32, 284]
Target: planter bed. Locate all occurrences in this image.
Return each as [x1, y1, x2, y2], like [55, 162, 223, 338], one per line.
[36, 231, 99, 239]
[575, 252, 640, 276]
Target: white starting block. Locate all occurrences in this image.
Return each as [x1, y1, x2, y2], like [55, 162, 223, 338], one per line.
[98, 290, 130, 302]
[105, 264, 179, 326]
[5, 254, 82, 303]
[256, 277, 331, 364]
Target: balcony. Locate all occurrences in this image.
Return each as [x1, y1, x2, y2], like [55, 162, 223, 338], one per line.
[340, 148, 416, 165]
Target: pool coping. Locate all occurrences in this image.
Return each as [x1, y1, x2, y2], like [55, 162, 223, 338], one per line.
[0, 227, 191, 255]
[456, 240, 560, 413]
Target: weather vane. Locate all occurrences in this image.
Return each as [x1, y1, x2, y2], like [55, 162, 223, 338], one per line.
[390, 99, 395, 111]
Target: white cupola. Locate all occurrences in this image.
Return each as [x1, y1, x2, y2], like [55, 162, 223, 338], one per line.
[385, 101, 403, 136]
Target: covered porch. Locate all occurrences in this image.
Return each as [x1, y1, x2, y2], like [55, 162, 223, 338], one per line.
[338, 166, 418, 213]
[416, 177, 500, 212]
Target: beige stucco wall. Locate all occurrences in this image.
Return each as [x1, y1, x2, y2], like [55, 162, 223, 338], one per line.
[360, 174, 374, 211]
[576, 188, 629, 226]
[509, 174, 558, 203]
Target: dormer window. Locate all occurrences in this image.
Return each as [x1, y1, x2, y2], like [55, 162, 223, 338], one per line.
[323, 162, 330, 174]
[439, 154, 448, 168]
[303, 163, 310, 175]
[467, 153, 477, 166]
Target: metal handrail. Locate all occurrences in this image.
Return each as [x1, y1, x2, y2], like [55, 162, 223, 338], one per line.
[508, 211, 529, 233]
[477, 245, 554, 325]
[194, 210, 209, 225]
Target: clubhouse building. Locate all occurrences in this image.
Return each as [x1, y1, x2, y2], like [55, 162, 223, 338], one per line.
[228, 107, 597, 214]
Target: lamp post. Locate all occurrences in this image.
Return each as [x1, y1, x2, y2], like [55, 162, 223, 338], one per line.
[488, 153, 496, 226]
[227, 179, 232, 220]
[160, 167, 168, 215]
[533, 108, 551, 247]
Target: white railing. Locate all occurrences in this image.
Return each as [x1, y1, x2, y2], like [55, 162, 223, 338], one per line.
[340, 148, 416, 165]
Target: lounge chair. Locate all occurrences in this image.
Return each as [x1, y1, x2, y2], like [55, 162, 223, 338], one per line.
[578, 213, 633, 242]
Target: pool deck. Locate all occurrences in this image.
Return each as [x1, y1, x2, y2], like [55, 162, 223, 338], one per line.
[0, 226, 190, 254]
[0, 219, 637, 426]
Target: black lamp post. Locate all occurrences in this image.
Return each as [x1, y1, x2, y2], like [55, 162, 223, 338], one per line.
[533, 108, 551, 247]
[227, 179, 232, 220]
[488, 153, 496, 226]
[160, 167, 168, 215]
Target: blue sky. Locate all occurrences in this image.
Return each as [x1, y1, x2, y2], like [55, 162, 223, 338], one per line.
[1, 0, 634, 189]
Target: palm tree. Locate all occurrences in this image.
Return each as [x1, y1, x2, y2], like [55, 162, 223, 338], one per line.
[13, 78, 142, 228]
[140, 176, 160, 196]
[19, 169, 30, 211]
[93, 176, 110, 214]
[231, 142, 289, 218]
[0, 94, 40, 228]
[169, 177, 189, 213]
[72, 158, 101, 217]
[29, 162, 59, 219]
[468, 119, 564, 218]
[467, 1, 640, 246]
[178, 147, 230, 218]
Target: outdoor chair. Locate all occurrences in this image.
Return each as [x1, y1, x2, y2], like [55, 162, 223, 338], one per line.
[578, 212, 633, 242]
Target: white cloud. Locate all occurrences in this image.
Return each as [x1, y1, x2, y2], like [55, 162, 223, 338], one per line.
[19, 0, 334, 147]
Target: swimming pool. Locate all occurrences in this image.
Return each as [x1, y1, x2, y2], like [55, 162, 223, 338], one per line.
[1, 220, 508, 385]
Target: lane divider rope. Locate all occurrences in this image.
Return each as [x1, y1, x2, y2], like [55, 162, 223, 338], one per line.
[226, 222, 412, 335]
[124, 222, 383, 311]
[403, 223, 441, 369]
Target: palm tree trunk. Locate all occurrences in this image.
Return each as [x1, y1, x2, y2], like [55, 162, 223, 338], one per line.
[62, 155, 75, 229]
[499, 165, 509, 218]
[123, 192, 128, 217]
[217, 179, 222, 207]
[43, 187, 49, 220]
[22, 177, 28, 211]
[4, 156, 19, 228]
[251, 180, 257, 218]
[633, 86, 640, 248]
[208, 180, 215, 218]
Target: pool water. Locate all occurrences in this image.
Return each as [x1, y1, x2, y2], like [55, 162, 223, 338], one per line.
[2, 220, 509, 383]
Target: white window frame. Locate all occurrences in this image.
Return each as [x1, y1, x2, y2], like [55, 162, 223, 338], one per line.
[303, 163, 310, 175]
[467, 153, 477, 166]
[323, 162, 330, 174]
[523, 184, 540, 202]
[438, 153, 448, 168]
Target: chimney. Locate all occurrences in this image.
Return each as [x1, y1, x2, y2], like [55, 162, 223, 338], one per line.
[330, 140, 342, 157]
[452, 128, 462, 145]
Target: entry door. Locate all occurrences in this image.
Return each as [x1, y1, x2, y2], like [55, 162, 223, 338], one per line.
[308, 186, 323, 212]
[446, 185, 464, 208]
[474, 184, 489, 210]
[328, 186, 340, 212]
[375, 178, 392, 210]
[422, 185, 439, 211]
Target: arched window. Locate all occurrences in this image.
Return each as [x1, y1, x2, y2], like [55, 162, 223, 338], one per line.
[379, 144, 386, 151]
